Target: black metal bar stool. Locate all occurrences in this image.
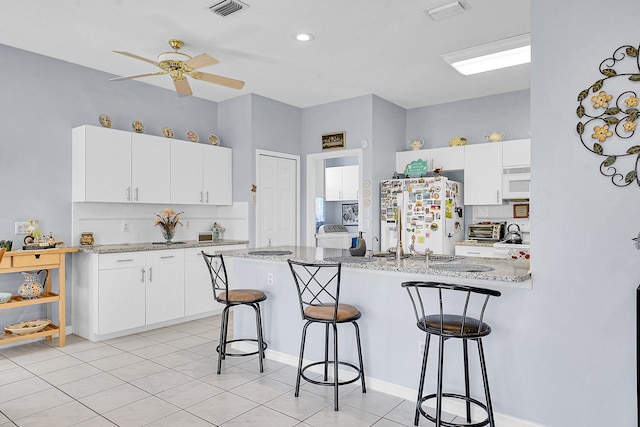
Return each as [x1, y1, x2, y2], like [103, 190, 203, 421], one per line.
[402, 281, 501, 427]
[202, 251, 267, 374]
[288, 260, 366, 411]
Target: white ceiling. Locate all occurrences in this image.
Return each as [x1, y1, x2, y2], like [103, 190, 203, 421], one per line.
[1, 0, 530, 109]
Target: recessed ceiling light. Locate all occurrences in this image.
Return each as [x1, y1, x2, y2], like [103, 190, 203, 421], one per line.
[441, 33, 531, 75]
[295, 33, 314, 42]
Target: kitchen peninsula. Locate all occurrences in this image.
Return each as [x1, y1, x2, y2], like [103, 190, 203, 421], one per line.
[222, 246, 531, 420]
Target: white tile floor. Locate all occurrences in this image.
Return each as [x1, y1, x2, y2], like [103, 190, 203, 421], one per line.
[0, 315, 462, 426]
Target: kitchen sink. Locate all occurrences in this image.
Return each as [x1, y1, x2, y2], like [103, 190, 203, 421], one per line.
[247, 250, 293, 256]
[429, 264, 495, 272]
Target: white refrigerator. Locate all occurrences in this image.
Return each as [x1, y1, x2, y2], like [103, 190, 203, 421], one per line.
[380, 177, 464, 255]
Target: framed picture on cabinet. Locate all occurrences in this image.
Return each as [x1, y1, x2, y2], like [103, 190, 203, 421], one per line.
[322, 131, 346, 150]
[342, 203, 358, 226]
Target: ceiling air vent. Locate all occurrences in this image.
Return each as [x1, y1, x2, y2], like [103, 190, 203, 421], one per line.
[209, 0, 249, 17]
[424, 1, 466, 21]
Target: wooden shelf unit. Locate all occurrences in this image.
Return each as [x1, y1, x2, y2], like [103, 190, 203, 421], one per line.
[0, 247, 77, 347]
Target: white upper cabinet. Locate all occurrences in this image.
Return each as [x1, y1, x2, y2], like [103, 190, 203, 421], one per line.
[73, 125, 232, 205]
[73, 125, 133, 203]
[325, 165, 358, 201]
[204, 144, 232, 205]
[396, 146, 465, 174]
[431, 146, 465, 170]
[131, 133, 171, 203]
[502, 139, 531, 167]
[464, 142, 503, 205]
[171, 140, 233, 205]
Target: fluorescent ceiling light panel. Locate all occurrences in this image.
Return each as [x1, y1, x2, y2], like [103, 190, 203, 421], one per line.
[441, 33, 531, 75]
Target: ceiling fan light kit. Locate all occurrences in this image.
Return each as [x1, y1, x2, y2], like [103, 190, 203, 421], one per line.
[110, 39, 245, 96]
[441, 33, 531, 75]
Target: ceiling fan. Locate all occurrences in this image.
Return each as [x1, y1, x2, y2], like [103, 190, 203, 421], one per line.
[110, 39, 245, 96]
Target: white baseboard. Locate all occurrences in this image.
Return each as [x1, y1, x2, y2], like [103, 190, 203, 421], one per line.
[232, 342, 547, 427]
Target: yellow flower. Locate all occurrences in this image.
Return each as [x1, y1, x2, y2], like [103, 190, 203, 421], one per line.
[623, 119, 637, 132]
[625, 96, 639, 107]
[591, 91, 612, 109]
[591, 124, 613, 142]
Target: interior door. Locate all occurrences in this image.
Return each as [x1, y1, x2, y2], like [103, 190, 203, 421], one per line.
[257, 152, 298, 247]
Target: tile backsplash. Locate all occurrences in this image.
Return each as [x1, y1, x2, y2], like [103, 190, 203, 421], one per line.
[72, 202, 249, 246]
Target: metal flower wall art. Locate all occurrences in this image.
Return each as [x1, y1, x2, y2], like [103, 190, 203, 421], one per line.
[576, 43, 640, 187]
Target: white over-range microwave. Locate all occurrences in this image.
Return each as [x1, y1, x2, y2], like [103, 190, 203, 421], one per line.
[502, 166, 531, 200]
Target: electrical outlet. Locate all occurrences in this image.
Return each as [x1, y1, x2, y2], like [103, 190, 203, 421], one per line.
[267, 273, 274, 285]
[184, 220, 190, 229]
[122, 222, 129, 232]
[15, 222, 29, 235]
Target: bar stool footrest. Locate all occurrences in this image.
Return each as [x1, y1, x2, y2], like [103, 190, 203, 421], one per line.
[301, 360, 363, 387]
[419, 393, 490, 427]
[217, 338, 268, 358]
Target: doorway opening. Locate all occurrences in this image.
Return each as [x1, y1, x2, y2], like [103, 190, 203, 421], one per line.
[306, 149, 363, 247]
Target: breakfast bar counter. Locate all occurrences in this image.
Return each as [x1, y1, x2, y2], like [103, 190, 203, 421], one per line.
[222, 246, 533, 424]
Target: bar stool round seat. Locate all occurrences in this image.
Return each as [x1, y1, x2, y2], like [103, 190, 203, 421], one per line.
[288, 260, 366, 411]
[202, 252, 268, 374]
[402, 281, 501, 427]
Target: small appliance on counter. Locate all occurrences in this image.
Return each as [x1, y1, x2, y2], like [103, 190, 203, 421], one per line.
[503, 223, 523, 244]
[467, 222, 506, 242]
[316, 224, 355, 249]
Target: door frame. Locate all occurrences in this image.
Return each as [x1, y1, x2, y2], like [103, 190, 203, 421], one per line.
[255, 149, 301, 247]
[306, 148, 363, 247]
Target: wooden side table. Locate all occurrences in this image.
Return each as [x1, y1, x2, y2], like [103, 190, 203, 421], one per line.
[0, 247, 77, 347]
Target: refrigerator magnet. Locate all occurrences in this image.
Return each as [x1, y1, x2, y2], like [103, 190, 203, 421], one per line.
[430, 223, 439, 230]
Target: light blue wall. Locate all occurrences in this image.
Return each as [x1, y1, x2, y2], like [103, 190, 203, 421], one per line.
[0, 44, 219, 327]
[407, 89, 531, 148]
[525, 0, 638, 424]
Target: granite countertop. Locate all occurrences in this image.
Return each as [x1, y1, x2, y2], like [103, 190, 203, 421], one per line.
[222, 246, 531, 284]
[75, 239, 249, 254]
[454, 240, 496, 247]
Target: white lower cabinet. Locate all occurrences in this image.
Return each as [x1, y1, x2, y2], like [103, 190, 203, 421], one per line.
[73, 245, 246, 341]
[184, 245, 246, 317]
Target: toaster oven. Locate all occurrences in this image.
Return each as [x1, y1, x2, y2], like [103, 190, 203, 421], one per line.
[468, 222, 506, 241]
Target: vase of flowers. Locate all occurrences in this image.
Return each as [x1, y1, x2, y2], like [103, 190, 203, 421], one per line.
[155, 209, 183, 243]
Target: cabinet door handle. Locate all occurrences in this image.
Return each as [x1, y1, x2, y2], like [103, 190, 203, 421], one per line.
[206, 191, 209, 203]
[126, 187, 131, 201]
[134, 187, 139, 201]
[468, 251, 481, 255]
[496, 190, 500, 203]
[140, 268, 145, 283]
[117, 259, 134, 263]
[160, 256, 174, 259]
[148, 266, 152, 282]
[200, 191, 204, 203]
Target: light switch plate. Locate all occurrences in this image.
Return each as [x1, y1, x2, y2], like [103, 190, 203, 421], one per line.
[15, 222, 29, 235]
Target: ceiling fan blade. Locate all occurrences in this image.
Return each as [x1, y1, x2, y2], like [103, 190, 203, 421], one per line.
[174, 77, 193, 96]
[183, 53, 219, 70]
[109, 71, 167, 81]
[191, 71, 245, 90]
[113, 50, 159, 66]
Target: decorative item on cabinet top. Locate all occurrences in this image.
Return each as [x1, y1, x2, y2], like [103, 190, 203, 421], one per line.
[162, 127, 174, 138]
[485, 132, 505, 142]
[132, 121, 144, 133]
[186, 130, 199, 143]
[98, 114, 112, 128]
[576, 42, 640, 188]
[448, 136, 467, 146]
[409, 138, 424, 151]
[208, 134, 220, 145]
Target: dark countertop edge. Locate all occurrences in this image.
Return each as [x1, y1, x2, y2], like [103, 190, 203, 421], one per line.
[74, 240, 249, 254]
